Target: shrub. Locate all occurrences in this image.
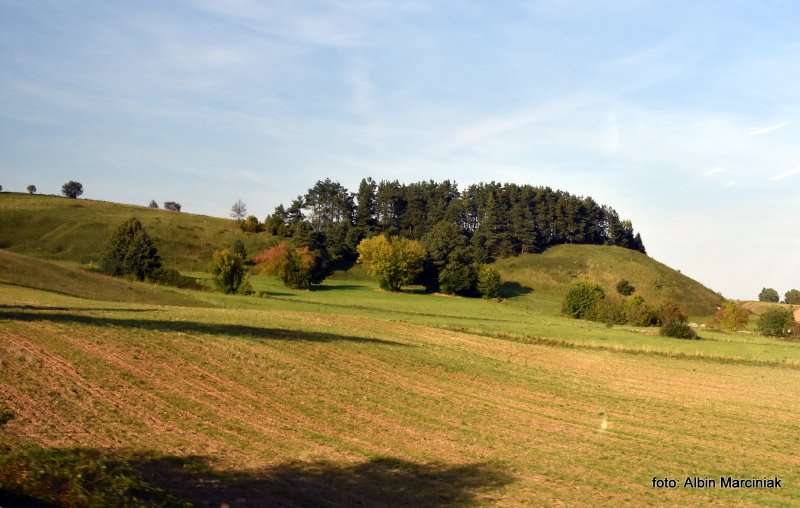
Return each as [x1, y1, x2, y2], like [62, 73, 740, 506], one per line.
[587, 296, 627, 325]
[240, 215, 261, 233]
[616, 279, 635, 296]
[100, 218, 162, 281]
[562, 283, 605, 319]
[61, 180, 83, 199]
[209, 249, 247, 294]
[758, 287, 780, 303]
[657, 302, 687, 325]
[26, 185, 36, 194]
[253, 242, 290, 275]
[785, 289, 800, 305]
[712, 301, 750, 331]
[280, 247, 314, 289]
[660, 320, 697, 339]
[232, 239, 248, 260]
[477, 265, 502, 299]
[0, 408, 14, 427]
[438, 258, 478, 295]
[163, 201, 181, 212]
[758, 307, 795, 337]
[357, 235, 426, 291]
[624, 296, 660, 326]
[148, 200, 159, 208]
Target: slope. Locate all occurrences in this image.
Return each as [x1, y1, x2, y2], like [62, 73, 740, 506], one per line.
[493, 244, 724, 316]
[0, 193, 274, 271]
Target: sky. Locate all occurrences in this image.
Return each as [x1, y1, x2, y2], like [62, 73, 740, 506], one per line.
[0, 0, 798, 300]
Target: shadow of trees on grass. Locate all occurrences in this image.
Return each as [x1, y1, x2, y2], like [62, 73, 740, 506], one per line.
[499, 282, 533, 299]
[0, 308, 407, 347]
[0, 448, 512, 507]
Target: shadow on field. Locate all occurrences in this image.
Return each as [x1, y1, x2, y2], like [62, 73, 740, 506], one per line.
[499, 282, 533, 298]
[0, 309, 407, 347]
[310, 284, 366, 291]
[0, 304, 158, 313]
[0, 448, 512, 507]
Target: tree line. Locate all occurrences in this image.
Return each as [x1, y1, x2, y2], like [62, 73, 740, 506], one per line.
[261, 178, 646, 270]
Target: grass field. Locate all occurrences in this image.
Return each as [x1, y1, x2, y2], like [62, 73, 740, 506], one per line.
[0, 196, 795, 506]
[2, 269, 800, 506]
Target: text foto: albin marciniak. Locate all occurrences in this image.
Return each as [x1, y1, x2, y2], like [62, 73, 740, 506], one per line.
[652, 476, 782, 489]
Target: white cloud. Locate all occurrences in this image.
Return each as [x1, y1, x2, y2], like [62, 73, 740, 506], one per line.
[769, 168, 800, 181]
[704, 167, 726, 176]
[749, 121, 791, 136]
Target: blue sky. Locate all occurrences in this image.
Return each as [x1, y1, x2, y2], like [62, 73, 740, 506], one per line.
[1, 0, 799, 299]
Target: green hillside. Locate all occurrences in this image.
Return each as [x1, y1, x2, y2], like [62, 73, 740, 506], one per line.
[0, 250, 209, 307]
[0, 193, 274, 271]
[493, 244, 724, 316]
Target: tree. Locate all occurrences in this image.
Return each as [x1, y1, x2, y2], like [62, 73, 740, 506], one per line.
[712, 301, 750, 331]
[562, 283, 605, 319]
[230, 199, 247, 222]
[477, 265, 502, 299]
[280, 247, 314, 289]
[624, 296, 659, 326]
[148, 200, 159, 208]
[616, 279, 635, 296]
[62, 181, 83, 199]
[210, 249, 248, 294]
[232, 239, 247, 260]
[357, 235, 425, 291]
[100, 218, 162, 281]
[758, 307, 795, 337]
[438, 247, 478, 295]
[660, 321, 697, 339]
[26, 185, 36, 194]
[355, 177, 378, 240]
[759, 288, 780, 302]
[240, 215, 261, 233]
[785, 289, 800, 305]
[164, 201, 181, 212]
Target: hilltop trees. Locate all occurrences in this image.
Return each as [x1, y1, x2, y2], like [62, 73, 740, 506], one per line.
[101, 218, 162, 280]
[759, 288, 780, 302]
[785, 289, 800, 305]
[230, 199, 247, 222]
[164, 201, 181, 212]
[240, 215, 261, 233]
[148, 200, 159, 208]
[357, 235, 425, 291]
[26, 185, 36, 194]
[62, 181, 83, 199]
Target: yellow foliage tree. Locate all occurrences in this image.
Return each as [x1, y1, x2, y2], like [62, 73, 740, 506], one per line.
[357, 235, 425, 291]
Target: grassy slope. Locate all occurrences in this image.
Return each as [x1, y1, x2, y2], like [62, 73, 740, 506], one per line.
[0, 250, 208, 307]
[493, 244, 724, 316]
[2, 283, 800, 506]
[0, 193, 274, 271]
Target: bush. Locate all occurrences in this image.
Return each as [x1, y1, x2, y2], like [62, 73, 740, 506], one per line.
[253, 242, 290, 275]
[712, 301, 750, 331]
[438, 258, 478, 295]
[209, 249, 248, 294]
[357, 235, 426, 291]
[240, 215, 261, 233]
[562, 283, 605, 319]
[26, 185, 36, 194]
[616, 279, 635, 296]
[758, 287, 780, 303]
[660, 320, 697, 339]
[232, 239, 248, 260]
[624, 296, 660, 326]
[61, 180, 83, 199]
[0, 408, 14, 427]
[758, 307, 795, 337]
[100, 218, 162, 281]
[477, 265, 502, 299]
[148, 200, 159, 208]
[280, 247, 314, 289]
[163, 201, 181, 212]
[587, 296, 627, 325]
[657, 302, 687, 325]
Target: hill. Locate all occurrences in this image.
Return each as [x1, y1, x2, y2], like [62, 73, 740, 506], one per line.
[0, 250, 208, 307]
[493, 244, 724, 316]
[0, 193, 274, 271]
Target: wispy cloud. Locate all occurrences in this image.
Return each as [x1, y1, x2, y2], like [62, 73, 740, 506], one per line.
[749, 121, 791, 136]
[769, 168, 800, 181]
[704, 167, 726, 176]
